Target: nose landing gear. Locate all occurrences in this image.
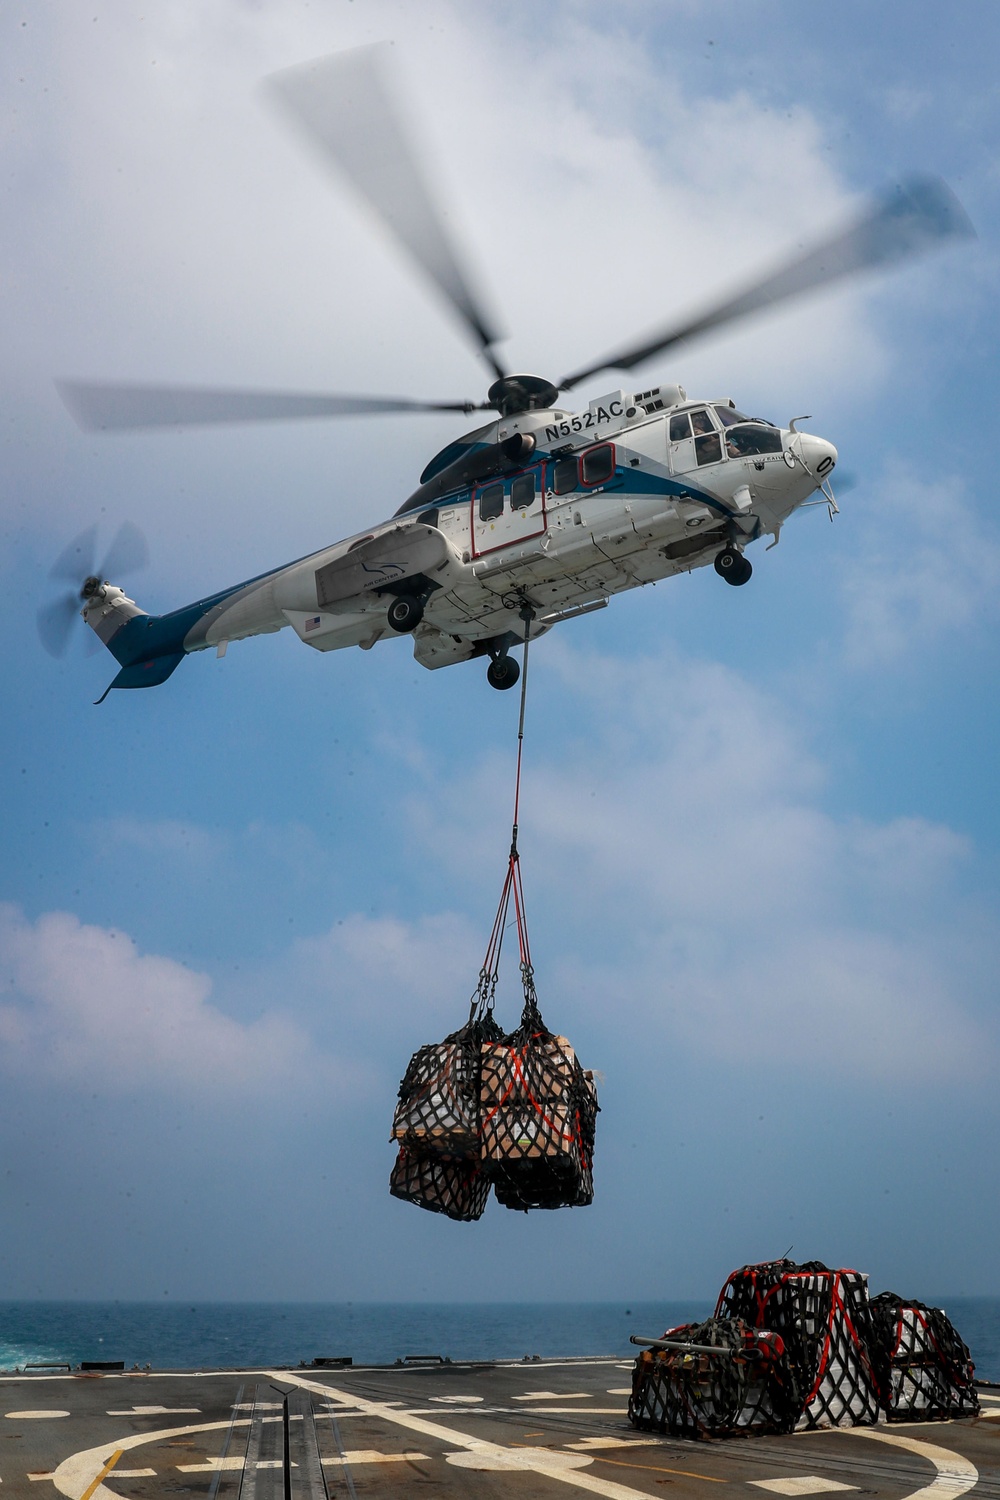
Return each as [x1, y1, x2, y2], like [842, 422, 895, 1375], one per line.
[714, 548, 752, 586]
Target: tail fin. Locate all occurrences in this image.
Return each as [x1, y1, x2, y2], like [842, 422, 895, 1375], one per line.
[84, 585, 187, 701]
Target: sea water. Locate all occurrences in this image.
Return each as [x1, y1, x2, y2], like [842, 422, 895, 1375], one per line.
[0, 1299, 997, 1379]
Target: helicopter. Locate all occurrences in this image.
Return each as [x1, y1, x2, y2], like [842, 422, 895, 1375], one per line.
[43, 46, 973, 698]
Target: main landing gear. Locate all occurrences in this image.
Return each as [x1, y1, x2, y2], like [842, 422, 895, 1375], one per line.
[487, 653, 520, 691]
[714, 548, 752, 586]
[386, 595, 425, 632]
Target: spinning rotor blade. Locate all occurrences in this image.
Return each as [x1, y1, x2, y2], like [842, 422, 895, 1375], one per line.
[57, 380, 487, 432]
[37, 594, 83, 658]
[560, 176, 974, 390]
[50, 523, 98, 583]
[38, 522, 149, 657]
[265, 46, 506, 380]
[101, 519, 149, 578]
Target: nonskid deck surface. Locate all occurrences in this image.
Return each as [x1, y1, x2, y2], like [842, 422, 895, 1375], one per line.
[0, 1359, 997, 1500]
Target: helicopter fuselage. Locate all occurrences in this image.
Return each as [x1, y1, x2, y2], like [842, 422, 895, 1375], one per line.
[82, 384, 837, 696]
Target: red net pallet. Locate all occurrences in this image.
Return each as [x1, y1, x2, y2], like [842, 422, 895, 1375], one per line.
[715, 1260, 881, 1429]
[629, 1319, 795, 1439]
[481, 1017, 598, 1211]
[869, 1292, 979, 1421]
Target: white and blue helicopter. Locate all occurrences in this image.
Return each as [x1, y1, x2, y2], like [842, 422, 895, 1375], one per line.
[43, 48, 972, 698]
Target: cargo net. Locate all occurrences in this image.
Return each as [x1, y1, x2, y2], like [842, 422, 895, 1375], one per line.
[869, 1292, 979, 1422]
[481, 979, 598, 1212]
[628, 1319, 796, 1439]
[389, 617, 597, 1218]
[715, 1260, 881, 1429]
[389, 1010, 503, 1222]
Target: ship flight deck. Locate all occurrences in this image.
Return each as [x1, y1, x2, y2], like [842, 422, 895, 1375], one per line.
[0, 1356, 997, 1500]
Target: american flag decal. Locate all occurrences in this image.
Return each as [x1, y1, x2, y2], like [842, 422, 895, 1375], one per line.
[304, 616, 322, 633]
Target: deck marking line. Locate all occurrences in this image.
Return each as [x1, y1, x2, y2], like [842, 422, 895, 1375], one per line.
[266, 1372, 675, 1500]
[750, 1481, 857, 1495]
[514, 1392, 592, 1401]
[567, 1439, 663, 1452]
[594, 1455, 727, 1484]
[79, 1450, 123, 1500]
[52, 1418, 249, 1500]
[178, 1458, 245, 1473]
[844, 1428, 978, 1500]
[6, 1411, 71, 1420]
[322, 1452, 429, 1465]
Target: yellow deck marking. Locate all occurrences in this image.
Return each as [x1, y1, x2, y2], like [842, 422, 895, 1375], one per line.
[79, 1450, 123, 1500]
[595, 1453, 727, 1483]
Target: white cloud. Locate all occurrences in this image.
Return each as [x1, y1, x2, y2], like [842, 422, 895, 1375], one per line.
[0, 903, 344, 1097]
[839, 463, 1000, 667]
[2, 0, 895, 577]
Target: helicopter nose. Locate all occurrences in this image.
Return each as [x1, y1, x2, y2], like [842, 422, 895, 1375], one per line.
[797, 433, 838, 479]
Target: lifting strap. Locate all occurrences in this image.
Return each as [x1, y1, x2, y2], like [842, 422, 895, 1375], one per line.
[471, 605, 541, 1031]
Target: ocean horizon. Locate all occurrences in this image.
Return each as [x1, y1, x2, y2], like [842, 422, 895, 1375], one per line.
[1, 1298, 997, 1381]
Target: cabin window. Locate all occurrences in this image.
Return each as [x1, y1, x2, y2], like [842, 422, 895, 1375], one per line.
[478, 482, 504, 521]
[669, 412, 692, 441]
[552, 457, 578, 495]
[695, 432, 723, 466]
[723, 424, 783, 457]
[510, 472, 536, 510]
[581, 443, 615, 486]
[690, 408, 716, 436]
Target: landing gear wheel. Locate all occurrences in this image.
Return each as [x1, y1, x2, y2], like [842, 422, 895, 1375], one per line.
[714, 548, 752, 586]
[387, 596, 425, 632]
[487, 655, 520, 691]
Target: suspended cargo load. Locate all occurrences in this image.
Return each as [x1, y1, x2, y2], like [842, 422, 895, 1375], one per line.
[482, 991, 598, 1210]
[629, 1319, 795, 1439]
[714, 1259, 881, 1429]
[391, 1016, 502, 1161]
[389, 1145, 491, 1222]
[387, 608, 599, 1218]
[869, 1292, 979, 1421]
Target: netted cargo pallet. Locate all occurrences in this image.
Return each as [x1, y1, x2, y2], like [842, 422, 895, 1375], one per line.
[392, 1018, 502, 1161]
[869, 1292, 979, 1421]
[629, 1319, 795, 1439]
[388, 1145, 491, 1222]
[716, 1260, 880, 1429]
[481, 1007, 598, 1210]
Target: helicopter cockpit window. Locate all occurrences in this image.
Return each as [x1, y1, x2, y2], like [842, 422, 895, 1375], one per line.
[552, 457, 578, 495]
[690, 408, 717, 436]
[581, 444, 615, 486]
[669, 412, 692, 441]
[695, 432, 723, 466]
[478, 482, 504, 521]
[723, 424, 783, 457]
[510, 472, 536, 510]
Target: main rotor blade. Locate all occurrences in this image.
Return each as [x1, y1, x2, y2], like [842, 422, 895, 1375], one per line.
[560, 176, 974, 390]
[264, 46, 506, 380]
[56, 380, 487, 432]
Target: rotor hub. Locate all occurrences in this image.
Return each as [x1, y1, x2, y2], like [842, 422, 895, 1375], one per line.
[488, 374, 559, 418]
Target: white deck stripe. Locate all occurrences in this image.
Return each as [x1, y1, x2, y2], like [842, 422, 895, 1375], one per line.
[849, 1428, 978, 1500]
[268, 1371, 665, 1500]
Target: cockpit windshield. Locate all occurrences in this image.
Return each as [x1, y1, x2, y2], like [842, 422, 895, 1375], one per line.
[723, 424, 784, 457]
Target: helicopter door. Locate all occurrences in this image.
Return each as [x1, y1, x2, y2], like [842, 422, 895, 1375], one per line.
[471, 466, 547, 558]
[668, 408, 724, 475]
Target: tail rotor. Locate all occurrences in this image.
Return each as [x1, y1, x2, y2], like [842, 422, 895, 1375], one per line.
[38, 522, 149, 658]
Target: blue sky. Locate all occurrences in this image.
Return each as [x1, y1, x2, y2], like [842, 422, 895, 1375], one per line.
[2, 0, 999, 1304]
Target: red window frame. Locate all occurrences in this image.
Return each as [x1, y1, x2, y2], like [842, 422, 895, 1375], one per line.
[579, 442, 617, 487]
